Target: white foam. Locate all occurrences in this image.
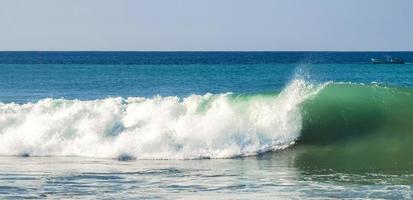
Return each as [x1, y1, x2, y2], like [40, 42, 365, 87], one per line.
[0, 79, 323, 159]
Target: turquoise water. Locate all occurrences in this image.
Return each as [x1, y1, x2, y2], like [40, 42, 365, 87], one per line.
[1, 63, 413, 102]
[0, 52, 413, 199]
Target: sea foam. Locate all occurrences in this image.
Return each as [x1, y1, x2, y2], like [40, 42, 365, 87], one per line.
[0, 79, 322, 159]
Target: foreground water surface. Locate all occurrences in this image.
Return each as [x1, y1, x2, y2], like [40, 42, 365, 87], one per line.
[1, 151, 413, 199]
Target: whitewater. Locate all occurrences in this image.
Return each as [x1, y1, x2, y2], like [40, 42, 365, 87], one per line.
[0, 79, 325, 159]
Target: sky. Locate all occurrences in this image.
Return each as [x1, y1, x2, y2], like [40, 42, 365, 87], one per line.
[0, 0, 412, 51]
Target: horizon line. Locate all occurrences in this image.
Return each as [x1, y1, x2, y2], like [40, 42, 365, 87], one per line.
[0, 50, 412, 53]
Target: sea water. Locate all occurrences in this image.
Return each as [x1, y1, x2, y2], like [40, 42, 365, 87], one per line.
[0, 52, 412, 199]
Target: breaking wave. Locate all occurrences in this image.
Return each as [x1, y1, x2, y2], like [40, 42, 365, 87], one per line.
[0, 79, 322, 159]
[2, 78, 412, 160]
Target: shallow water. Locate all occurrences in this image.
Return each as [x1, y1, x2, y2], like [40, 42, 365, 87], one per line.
[1, 151, 412, 199]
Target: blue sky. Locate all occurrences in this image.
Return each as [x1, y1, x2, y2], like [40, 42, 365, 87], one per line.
[0, 0, 412, 51]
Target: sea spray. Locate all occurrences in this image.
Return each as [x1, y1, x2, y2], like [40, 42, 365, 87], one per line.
[0, 79, 322, 159]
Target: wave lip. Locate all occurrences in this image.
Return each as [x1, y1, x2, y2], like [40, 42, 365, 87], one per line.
[0, 79, 322, 159]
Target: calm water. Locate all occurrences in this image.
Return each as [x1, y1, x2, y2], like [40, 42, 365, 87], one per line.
[1, 63, 413, 103]
[0, 52, 412, 199]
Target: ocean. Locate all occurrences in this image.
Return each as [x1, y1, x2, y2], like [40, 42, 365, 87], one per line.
[0, 51, 412, 199]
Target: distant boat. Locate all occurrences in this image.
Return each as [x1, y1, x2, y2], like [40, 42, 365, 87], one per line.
[371, 57, 405, 64]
